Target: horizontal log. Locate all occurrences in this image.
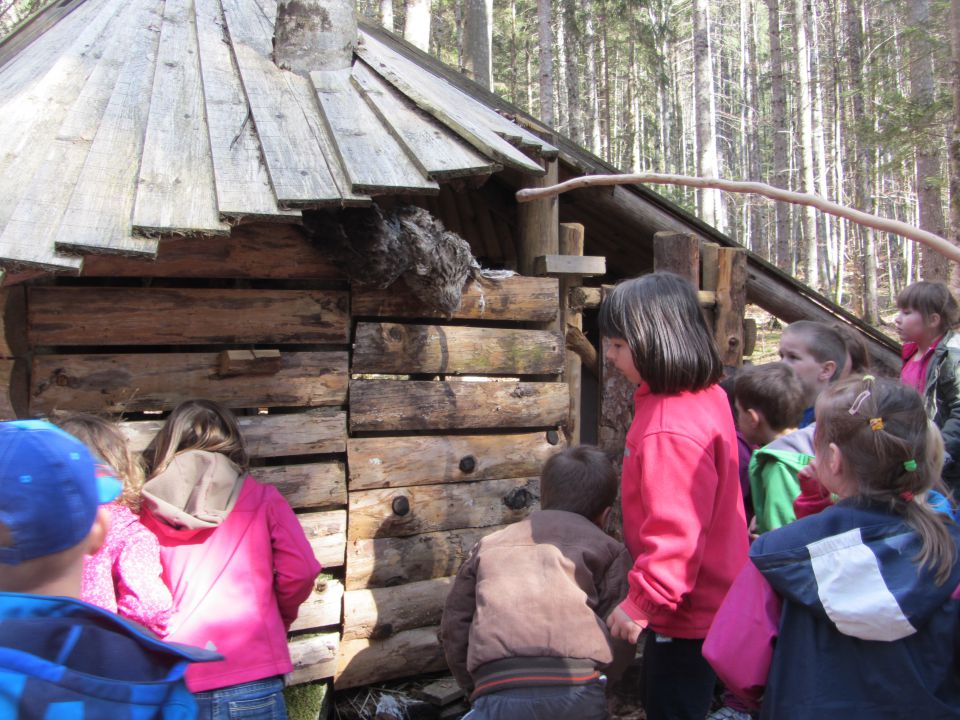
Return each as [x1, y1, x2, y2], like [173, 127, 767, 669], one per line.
[345, 526, 506, 590]
[352, 323, 564, 376]
[287, 631, 339, 686]
[342, 576, 453, 641]
[349, 379, 568, 433]
[352, 275, 558, 322]
[300, 509, 347, 568]
[121, 409, 347, 456]
[28, 288, 349, 346]
[217, 349, 282, 377]
[335, 626, 446, 689]
[80, 224, 343, 280]
[347, 431, 565, 491]
[30, 351, 348, 414]
[533, 254, 606, 277]
[0, 359, 27, 420]
[570, 285, 716, 310]
[257, 462, 346, 511]
[290, 578, 344, 632]
[348, 477, 539, 539]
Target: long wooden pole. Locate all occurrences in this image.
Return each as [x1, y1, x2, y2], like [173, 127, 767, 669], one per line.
[515, 173, 960, 265]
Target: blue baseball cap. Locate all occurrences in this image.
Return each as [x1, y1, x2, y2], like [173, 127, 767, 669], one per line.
[0, 420, 121, 565]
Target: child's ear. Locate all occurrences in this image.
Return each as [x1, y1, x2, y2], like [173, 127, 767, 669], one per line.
[594, 506, 613, 529]
[818, 360, 837, 383]
[827, 442, 844, 478]
[85, 507, 111, 556]
[927, 312, 943, 332]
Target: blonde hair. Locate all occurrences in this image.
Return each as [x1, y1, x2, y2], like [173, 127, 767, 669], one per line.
[145, 399, 248, 477]
[815, 376, 956, 584]
[52, 412, 145, 512]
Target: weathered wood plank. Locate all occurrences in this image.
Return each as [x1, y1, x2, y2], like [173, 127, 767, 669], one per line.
[533, 254, 606, 277]
[132, 0, 226, 236]
[28, 287, 349, 346]
[351, 275, 558, 322]
[194, 0, 299, 220]
[0, 359, 27, 420]
[122, 409, 345, 457]
[653, 231, 701, 285]
[714, 247, 748, 367]
[258, 462, 347, 511]
[287, 631, 339, 685]
[348, 477, 539, 539]
[572, 286, 717, 310]
[350, 379, 568, 433]
[348, 431, 564, 491]
[31, 351, 348, 414]
[355, 32, 545, 174]
[335, 626, 446, 689]
[52, 0, 163, 258]
[352, 323, 564, 376]
[290, 578, 343, 632]
[345, 525, 505, 590]
[343, 576, 452, 641]
[80, 224, 338, 278]
[300, 509, 346, 568]
[311, 69, 438, 195]
[351, 60, 499, 180]
[0, 286, 26, 359]
[220, 0, 363, 207]
[0, 0, 104, 79]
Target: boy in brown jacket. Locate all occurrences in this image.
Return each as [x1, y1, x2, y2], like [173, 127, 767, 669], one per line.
[440, 445, 633, 720]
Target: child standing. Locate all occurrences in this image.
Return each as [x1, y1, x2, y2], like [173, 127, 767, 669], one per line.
[704, 377, 960, 717]
[599, 273, 749, 720]
[441, 445, 634, 720]
[733, 363, 809, 533]
[895, 280, 960, 491]
[0, 420, 217, 717]
[777, 321, 847, 427]
[140, 400, 321, 719]
[54, 412, 172, 636]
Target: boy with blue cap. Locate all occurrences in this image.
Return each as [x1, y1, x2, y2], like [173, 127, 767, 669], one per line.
[0, 419, 218, 719]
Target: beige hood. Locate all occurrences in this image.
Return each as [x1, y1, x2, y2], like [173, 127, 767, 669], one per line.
[142, 450, 243, 530]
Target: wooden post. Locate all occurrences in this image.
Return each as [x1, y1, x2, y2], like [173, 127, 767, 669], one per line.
[714, 247, 749, 366]
[0, 286, 27, 420]
[273, 0, 357, 75]
[559, 223, 584, 444]
[700, 242, 720, 330]
[653, 231, 700, 285]
[518, 160, 559, 278]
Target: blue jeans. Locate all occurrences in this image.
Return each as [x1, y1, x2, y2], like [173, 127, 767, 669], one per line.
[463, 679, 609, 720]
[193, 676, 288, 720]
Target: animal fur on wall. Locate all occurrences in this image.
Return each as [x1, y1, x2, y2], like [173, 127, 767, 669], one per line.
[304, 205, 480, 315]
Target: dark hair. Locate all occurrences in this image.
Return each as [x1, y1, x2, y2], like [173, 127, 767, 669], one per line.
[734, 363, 805, 432]
[830, 323, 871, 375]
[897, 281, 960, 333]
[540, 445, 618, 520]
[144, 399, 249, 476]
[815, 376, 956, 584]
[598, 272, 723, 393]
[783, 321, 847, 381]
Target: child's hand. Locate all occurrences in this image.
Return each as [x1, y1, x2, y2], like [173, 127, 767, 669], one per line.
[606, 606, 643, 644]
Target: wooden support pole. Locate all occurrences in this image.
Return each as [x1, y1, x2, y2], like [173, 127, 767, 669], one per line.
[653, 231, 700, 285]
[714, 247, 749, 366]
[518, 160, 559, 278]
[559, 222, 585, 444]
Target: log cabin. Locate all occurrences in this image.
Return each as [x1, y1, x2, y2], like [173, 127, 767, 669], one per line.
[0, 0, 898, 692]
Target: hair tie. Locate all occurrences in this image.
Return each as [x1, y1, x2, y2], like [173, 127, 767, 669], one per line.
[903, 459, 918, 472]
[862, 375, 876, 382]
[900, 490, 915, 502]
[869, 417, 884, 432]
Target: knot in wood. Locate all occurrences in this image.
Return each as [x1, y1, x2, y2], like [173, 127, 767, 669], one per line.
[546, 430, 560, 445]
[459, 455, 477, 473]
[370, 623, 394, 640]
[503, 487, 534, 511]
[392, 495, 411, 516]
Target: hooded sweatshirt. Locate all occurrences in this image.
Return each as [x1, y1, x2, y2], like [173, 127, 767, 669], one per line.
[705, 500, 960, 719]
[140, 450, 321, 692]
[748, 424, 815, 534]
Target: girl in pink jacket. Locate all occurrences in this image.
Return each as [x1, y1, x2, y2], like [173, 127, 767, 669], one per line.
[140, 399, 321, 719]
[55, 412, 173, 636]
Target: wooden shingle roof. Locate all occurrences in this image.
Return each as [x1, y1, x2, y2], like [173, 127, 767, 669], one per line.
[0, 0, 557, 272]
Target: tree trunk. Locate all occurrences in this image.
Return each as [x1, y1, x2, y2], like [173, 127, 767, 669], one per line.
[692, 0, 726, 232]
[793, 0, 819, 289]
[274, 0, 356, 74]
[765, 0, 791, 268]
[561, 0, 582, 145]
[951, 0, 960, 291]
[403, 0, 431, 52]
[537, 0, 555, 126]
[584, 0, 601, 154]
[462, 0, 493, 90]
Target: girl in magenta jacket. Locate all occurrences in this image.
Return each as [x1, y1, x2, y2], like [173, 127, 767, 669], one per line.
[140, 399, 321, 719]
[600, 273, 749, 720]
[55, 412, 173, 637]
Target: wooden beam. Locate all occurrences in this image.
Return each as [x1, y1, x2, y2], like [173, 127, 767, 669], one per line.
[290, 578, 344, 632]
[342, 576, 452, 641]
[257, 462, 347, 511]
[287, 631, 339, 685]
[299, 509, 347, 568]
[559, 222, 585, 444]
[518, 159, 559, 276]
[714, 247, 749, 366]
[217, 350, 282, 378]
[335, 626, 446, 689]
[0, 359, 27, 420]
[653, 231, 700, 285]
[571, 285, 716, 310]
[533, 254, 605, 277]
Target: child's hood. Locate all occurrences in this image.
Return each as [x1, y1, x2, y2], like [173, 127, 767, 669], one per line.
[750, 501, 960, 643]
[142, 450, 243, 531]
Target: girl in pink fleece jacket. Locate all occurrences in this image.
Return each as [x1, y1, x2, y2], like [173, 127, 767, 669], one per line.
[599, 273, 749, 720]
[140, 400, 321, 720]
[55, 412, 173, 637]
